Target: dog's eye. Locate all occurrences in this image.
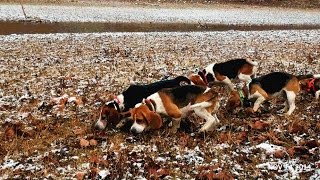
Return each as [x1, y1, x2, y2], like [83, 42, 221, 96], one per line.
[136, 119, 144, 124]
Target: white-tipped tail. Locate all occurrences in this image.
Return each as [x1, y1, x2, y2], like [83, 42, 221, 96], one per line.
[314, 74, 320, 78]
[246, 59, 258, 66]
[189, 102, 212, 109]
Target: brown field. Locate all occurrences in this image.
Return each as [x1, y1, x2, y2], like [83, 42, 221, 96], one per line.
[0, 30, 319, 179]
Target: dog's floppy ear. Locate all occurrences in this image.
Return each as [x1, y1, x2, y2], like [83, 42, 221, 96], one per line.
[119, 111, 131, 119]
[242, 83, 249, 95]
[299, 79, 309, 87]
[188, 74, 207, 87]
[142, 110, 162, 130]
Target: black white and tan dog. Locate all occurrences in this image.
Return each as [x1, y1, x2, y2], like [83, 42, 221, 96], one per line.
[227, 72, 317, 115]
[128, 85, 220, 134]
[198, 58, 258, 90]
[299, 74, 320, 101]
[94, 76, 192, 130]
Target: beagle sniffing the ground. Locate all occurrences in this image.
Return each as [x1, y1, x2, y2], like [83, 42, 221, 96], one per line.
[94, 76, 192, 130]
[227, 72, 315, 115]
[198, 58, 258, 90]
[128, 85, 220, 134]
[299, 74, 320, 100]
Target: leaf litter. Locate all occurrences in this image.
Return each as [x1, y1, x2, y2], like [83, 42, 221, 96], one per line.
[0, 30, 319, 179]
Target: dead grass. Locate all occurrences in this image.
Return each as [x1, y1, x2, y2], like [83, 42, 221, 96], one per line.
[0, 31, 319, 179]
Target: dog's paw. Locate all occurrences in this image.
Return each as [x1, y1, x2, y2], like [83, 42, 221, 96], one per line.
[168, 127, 178, 134]
[199, 124, 216, 133]
[245, 107, 255, 114]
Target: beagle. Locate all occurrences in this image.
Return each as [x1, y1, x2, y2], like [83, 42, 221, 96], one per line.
[299, 74, 320, 100]
[128, 85, 220, 134]
[198, 58, 258, 90]
[94, 76, 192, 130]
[227, 72, 315, 115]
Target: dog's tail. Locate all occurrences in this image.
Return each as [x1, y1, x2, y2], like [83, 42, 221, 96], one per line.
[189, 91, 220, 110]
[246, 59, 258, 66]
[314, 74, 320, 79]
[296, 74, 314, 80]
[189, 101, 212, 109]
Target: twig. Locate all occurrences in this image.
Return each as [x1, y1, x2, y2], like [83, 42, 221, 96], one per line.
[20, 1, 27, 19]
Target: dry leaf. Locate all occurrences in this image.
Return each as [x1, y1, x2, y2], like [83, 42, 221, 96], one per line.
[217, 171, 234, 180]
[157, 168, 170, 177]
[219, 132, 231, 143]
[76, 172, 85, 180]
[287, 146, 309, 157]
[273, 150, 286, 158]
[249, 135, 268, 144]
[73, 127, 85, 135]
[236, 131, 247, 144]
[289, 120, 305, 134]
[250, 120, 270, 130]
[267, 131, 285, 145]
[299, 140, 319, 149]
[80, 138, 90, 148]
[5, 127, 15, 139]
[179, 133, 189, 148]
[89, 139, 98, 146]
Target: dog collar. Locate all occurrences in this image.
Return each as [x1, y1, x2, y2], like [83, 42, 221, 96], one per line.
[307, 78, 316, 93]
[114, 96, 121, 104]
[238, 90, 246, 107]
[145, 99, 156, 112]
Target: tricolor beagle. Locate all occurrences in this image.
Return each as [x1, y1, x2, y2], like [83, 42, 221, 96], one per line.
[198, 58, 258, 90]
[227, 72, 315, 115]
[129, 85, 220, 134]
[94, 76, 191, 130]
[299, 74, 320, 100]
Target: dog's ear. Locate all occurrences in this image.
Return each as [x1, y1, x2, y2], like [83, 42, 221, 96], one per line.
[242, 83, 249, 95]
[299, 79, 309, 87]
[119, 111, 131, 119]
[227, 90, 241, 110]
[142, 110, 162, 130]
[188, 74, 207, 87]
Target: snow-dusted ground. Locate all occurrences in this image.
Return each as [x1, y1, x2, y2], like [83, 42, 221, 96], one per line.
[1, 4, 320, 25]
[0, 30, 319, 179]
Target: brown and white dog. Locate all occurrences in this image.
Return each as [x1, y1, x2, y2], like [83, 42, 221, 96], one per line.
[128, 85, 220, 134]
[198, 58, 258, 90]
[299, 74, 320, 100]
[94, 76, 192, 130]
[227, 72, 316, 115]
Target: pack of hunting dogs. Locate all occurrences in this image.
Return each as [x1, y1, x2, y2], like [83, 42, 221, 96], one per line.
[94, 59, 320, 134]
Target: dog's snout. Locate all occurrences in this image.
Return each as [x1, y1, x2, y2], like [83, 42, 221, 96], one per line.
[130, 128, 139, 135]
[94, 120, 107, 131]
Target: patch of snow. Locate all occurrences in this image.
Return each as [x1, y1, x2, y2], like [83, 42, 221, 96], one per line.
[1, 4, 320, 25]
[256, 142, 284, 155]
[98, 169, 110, 179]
[155, 157, 167, 163]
